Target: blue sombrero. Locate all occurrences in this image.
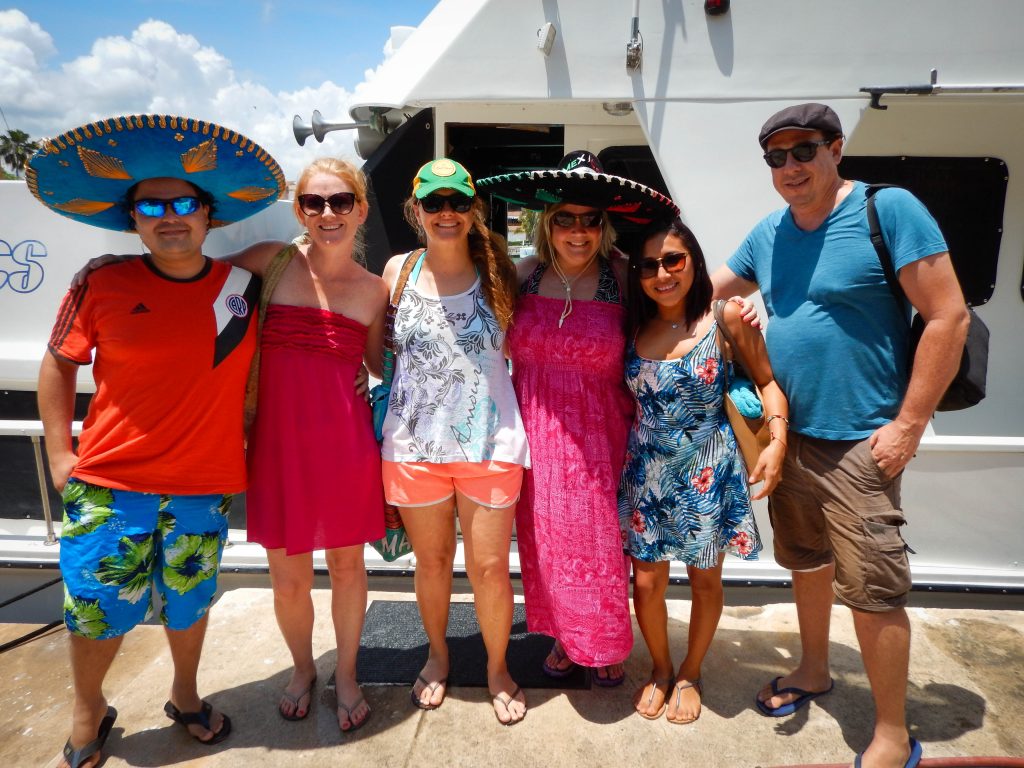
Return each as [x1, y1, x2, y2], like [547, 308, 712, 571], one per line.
[476, 150, 679, 226]
[26, 114, 286, 231]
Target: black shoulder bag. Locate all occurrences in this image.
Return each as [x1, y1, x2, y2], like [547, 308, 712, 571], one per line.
[865, 184, 989, 411]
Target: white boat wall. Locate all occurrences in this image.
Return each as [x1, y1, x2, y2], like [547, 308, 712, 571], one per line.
[3, 0, 1022, 589]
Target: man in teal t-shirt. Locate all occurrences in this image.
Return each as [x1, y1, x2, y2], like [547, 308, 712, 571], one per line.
[712, 103, 968, 768]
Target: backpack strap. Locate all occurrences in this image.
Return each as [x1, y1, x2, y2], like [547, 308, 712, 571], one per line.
[865, 183, 912, 326]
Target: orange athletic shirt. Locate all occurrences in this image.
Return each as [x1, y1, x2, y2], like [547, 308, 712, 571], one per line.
[48, 257, 259, 494]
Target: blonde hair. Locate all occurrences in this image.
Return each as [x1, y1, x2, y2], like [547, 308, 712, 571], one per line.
[293, 157, 369, 262]
[533, 204, 618, 265]
[403, 195, 517, 331]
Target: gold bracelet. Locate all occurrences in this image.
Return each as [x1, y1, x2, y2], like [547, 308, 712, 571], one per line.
[766, 415, 789, 427]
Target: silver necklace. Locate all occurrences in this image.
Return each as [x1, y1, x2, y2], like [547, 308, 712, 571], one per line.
[550, 254, 598, 327]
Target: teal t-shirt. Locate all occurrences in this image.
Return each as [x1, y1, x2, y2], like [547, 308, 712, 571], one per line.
[727, 182, 947, 439]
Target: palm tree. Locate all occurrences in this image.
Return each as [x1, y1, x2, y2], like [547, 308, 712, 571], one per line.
[0, 129, 40, 179]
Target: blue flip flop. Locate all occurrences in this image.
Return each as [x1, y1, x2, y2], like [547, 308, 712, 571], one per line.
[541, 641, 576, 679]
[854, 737, 923, 768]
[755, 675, 834, 717]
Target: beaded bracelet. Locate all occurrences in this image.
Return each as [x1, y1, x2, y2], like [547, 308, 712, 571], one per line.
[766, 415, 790, 427]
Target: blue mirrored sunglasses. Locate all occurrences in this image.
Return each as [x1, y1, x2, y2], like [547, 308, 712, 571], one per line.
[133, 196, 202, 218]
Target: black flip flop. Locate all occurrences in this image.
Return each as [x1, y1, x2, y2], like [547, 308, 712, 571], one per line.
[62, 706, 117, 768]
[410, 674, 447, 711]
[164, 700, 232, 745]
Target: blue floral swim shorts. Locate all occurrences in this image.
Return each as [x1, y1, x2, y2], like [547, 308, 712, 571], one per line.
[59, 478, 232, 639]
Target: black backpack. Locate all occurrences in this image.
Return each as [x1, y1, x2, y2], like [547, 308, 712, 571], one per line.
[865, 184, 989, 411]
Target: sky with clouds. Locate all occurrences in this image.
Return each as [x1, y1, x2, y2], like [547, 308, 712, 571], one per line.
[0, 2, 437, 179]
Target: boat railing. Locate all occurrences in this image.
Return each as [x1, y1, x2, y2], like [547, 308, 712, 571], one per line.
[0, 420, 82, 546]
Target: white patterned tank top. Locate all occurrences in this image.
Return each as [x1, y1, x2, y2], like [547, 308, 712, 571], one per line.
[381, 267, 530, 466]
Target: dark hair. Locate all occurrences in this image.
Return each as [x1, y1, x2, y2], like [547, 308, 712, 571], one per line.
[121, 180, 217, 231]
[626, 216, 713, 338]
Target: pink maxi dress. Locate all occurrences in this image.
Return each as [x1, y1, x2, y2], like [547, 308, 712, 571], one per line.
[508, 260, 634, 667]
[247, 304, 385, 554]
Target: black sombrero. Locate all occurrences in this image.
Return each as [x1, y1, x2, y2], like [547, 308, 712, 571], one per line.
[26, 113, 286, 231]
[476, 150, 679, 226]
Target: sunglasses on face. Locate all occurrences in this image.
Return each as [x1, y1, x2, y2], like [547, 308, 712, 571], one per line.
[762, 139, 833, 169]
[551, 210, 603, 229]
[418, 193, 474, 214]
[133, 196, 202, 218]
[297, 192, 356, 216]
[635, 252, 688, 278]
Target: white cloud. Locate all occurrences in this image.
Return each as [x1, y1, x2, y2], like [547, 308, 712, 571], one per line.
[0, 9, 57, 111]
[0, 13, 410, 180]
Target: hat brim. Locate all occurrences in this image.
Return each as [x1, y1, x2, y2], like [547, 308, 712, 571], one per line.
[476, 169, 678, 226]
[26, 114, 286, 232]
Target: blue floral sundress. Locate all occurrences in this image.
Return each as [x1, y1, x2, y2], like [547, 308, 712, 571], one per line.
[617, 322, 761, 568]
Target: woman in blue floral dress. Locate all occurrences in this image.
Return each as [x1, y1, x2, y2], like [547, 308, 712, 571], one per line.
[618, 218, 789, 725]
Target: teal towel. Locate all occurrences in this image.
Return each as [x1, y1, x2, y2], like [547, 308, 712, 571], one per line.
[728, 376, 762, 418]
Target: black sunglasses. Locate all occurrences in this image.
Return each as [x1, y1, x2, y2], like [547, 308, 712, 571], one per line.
[635, 252, 688, 278]
[551, 210, 602, 229]
[419, 193, 474, 214]
[762, 139, 832, 169]
[133, 196, 202, 218]
[297, 192, 356, 216]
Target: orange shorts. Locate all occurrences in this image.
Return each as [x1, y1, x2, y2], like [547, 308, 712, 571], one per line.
[382, 460, 523, 510]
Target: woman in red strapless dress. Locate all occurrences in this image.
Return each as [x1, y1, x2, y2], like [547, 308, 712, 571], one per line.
[239, 158, 388, 734]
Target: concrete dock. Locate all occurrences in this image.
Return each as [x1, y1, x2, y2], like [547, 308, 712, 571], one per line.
[2, 577, 1022, 767]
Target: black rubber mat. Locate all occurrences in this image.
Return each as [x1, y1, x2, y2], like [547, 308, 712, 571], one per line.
[356, 600, 591, 689]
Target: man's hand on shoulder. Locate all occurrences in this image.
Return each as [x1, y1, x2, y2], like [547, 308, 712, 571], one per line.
[70, 253, 136, 288]
[868, 418, 926, 479]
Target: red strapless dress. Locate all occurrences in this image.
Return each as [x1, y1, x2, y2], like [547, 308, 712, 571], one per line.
[246, 304, 384, 554]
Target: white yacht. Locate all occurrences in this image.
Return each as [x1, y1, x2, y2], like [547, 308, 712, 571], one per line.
[2, 0, 1022, 592]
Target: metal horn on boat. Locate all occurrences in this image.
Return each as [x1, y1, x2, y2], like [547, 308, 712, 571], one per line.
[292, 110, 370, 146]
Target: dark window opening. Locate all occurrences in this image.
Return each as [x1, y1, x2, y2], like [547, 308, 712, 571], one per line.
[599, 145, 672, 257]
[838, 156, 1007, 307]
[446, 123, 565, 242]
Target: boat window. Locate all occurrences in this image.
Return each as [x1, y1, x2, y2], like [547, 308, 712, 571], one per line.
[599, 146, 672, 203]
[838, 156, 1007, 307]
[598, 146, 673, 256]
[446, 123, 566, 244]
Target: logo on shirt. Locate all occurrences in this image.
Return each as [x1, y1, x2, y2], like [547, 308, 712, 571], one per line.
[130, 303, 150, 314]
[225, 294, 249, 318]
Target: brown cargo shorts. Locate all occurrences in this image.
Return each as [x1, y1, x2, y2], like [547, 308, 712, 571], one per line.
[768, 433, 912, 612]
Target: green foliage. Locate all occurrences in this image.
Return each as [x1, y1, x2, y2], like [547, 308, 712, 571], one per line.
[0, 129, 40, 179]
[519, 208, 539, 242]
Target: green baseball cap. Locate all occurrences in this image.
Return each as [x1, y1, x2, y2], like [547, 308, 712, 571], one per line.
[412, 158, 476, 198]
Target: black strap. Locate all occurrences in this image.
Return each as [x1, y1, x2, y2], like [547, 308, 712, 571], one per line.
[865, 183, 912, 327]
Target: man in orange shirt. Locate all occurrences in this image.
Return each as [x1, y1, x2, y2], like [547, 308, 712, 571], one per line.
[28, 114, 284, 768]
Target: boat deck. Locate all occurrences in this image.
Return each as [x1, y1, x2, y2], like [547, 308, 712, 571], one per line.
[2, 576, 1022, 768]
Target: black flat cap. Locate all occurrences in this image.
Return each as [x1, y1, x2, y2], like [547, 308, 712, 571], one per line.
[758, 103, 843, 149]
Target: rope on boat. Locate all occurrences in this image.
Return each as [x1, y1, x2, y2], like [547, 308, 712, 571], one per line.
[0, 575, 63, 654]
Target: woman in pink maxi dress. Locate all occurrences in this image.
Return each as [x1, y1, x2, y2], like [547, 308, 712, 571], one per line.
[508, 240, 635, 680]
[479, 150, 680, 686]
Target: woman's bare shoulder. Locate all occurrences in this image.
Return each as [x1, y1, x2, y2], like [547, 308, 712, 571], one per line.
[515, 255, 539, 282]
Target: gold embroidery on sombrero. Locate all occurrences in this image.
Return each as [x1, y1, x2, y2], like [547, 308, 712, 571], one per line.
[77, 146, 132, 180]
[180, 139, 218, 174]
[53, 199, 116, 216]
[227, 186, 277, 202]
